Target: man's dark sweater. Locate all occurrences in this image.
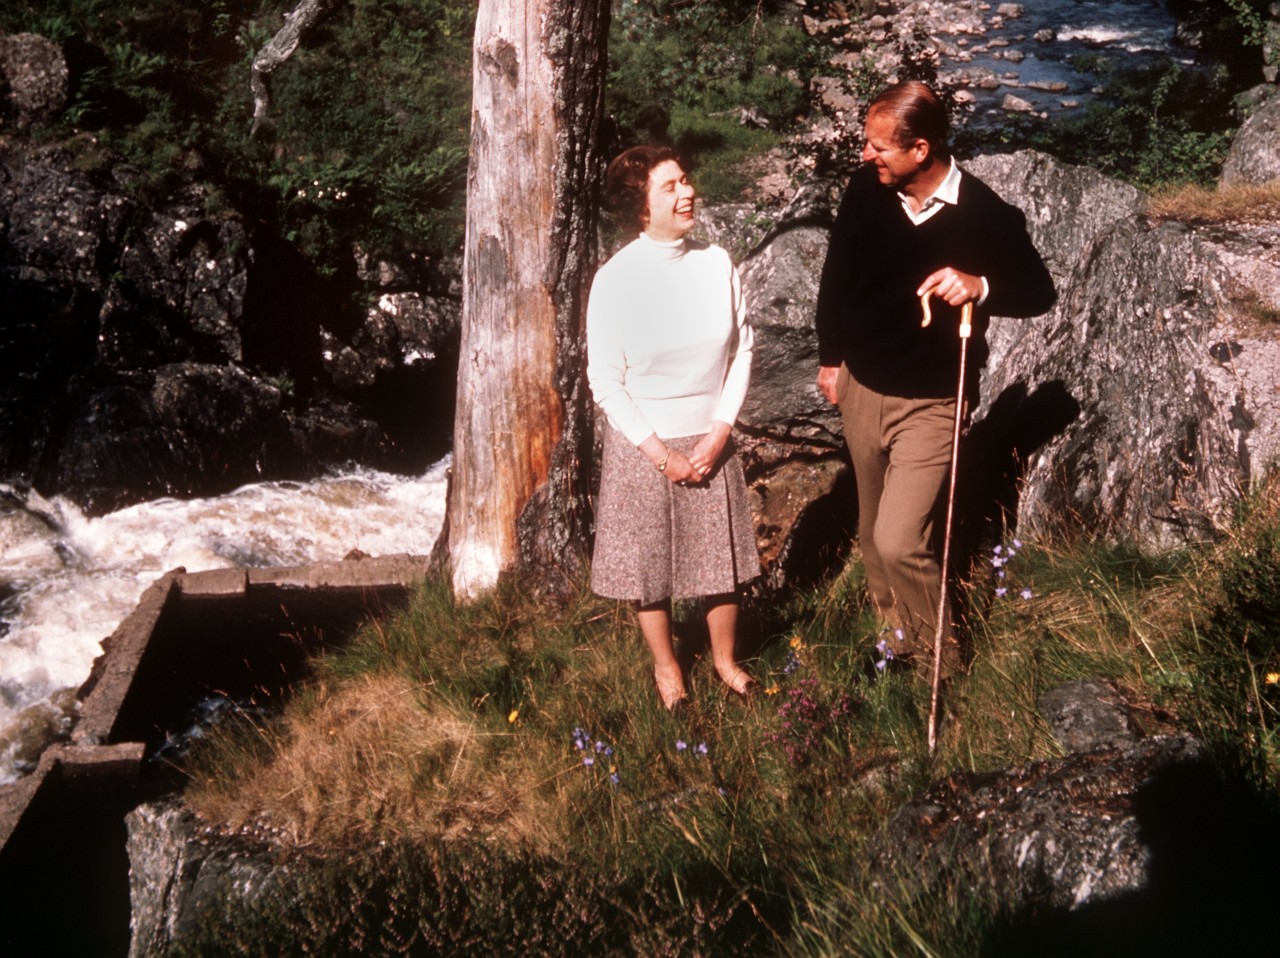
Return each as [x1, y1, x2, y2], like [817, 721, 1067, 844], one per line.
[815, 163, 1056, 400]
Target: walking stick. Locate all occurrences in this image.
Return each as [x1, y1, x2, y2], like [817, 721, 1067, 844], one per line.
[920, 292, 973, 754]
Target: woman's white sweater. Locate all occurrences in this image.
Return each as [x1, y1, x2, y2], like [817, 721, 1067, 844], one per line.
[586, 233, 753, 446]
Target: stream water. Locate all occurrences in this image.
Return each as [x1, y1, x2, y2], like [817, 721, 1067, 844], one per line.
[938, 0, 1189, 118]
[0, 460, 449, 785]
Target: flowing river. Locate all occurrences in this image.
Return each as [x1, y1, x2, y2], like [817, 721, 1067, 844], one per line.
[0, 460, 449, 785]
[939, 0, 1190, 117]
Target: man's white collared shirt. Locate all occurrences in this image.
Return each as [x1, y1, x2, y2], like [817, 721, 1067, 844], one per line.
[897, 157, 961, 225]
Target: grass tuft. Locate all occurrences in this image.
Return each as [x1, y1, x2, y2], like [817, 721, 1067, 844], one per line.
[1147, 180, 1280, 224]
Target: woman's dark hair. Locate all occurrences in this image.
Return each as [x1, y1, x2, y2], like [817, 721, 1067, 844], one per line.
[868, 81, 950, 160]
[604, 144, 681, 233]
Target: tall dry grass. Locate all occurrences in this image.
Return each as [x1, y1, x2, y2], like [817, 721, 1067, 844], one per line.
[1147, 180, 1280, 224]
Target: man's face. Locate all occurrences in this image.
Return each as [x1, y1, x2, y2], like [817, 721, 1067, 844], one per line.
[861, 110, 925, 191]
[643, 159, 696, 242]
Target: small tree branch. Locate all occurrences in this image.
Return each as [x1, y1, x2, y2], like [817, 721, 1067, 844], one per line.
[250, 0, 345, 138]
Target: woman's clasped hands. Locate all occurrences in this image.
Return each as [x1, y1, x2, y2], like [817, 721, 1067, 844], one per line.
[642, 422, 731, 487]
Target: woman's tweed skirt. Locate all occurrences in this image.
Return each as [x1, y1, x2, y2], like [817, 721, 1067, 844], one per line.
[591, 425, 760, 605]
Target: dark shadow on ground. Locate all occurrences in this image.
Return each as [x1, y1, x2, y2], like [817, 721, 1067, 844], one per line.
[956, 378, 1082, 560]
[981, 753, 1280, 957]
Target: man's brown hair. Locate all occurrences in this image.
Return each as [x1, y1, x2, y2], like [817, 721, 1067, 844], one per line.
[868, 81, 950, 160]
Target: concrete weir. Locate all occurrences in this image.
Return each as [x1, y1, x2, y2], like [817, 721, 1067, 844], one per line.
[0, 553, 429, 956]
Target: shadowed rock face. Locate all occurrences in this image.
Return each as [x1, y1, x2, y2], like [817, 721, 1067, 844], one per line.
[856, 681, 1280, 956]
[0, 138, 458, 515]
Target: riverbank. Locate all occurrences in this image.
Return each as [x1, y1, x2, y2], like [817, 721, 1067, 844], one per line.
[0, 461, 449, 785]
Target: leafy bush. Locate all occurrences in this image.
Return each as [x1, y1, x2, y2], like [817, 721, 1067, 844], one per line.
[606, 0, 824, 198]
[240, 0, 473, 259]
[0, 0, 474, 260]
[957, 61, 1236, 189]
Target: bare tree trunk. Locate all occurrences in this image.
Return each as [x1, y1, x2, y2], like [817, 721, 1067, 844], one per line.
[446, 0, 610, 597]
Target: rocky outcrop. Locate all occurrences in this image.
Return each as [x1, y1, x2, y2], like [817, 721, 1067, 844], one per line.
[735, 149, 1280, 567]
[0, 33, 68, 130]
[1221, 87, 1280, 186]
[862, 680, 1280, 954]
[968, 151, 1280, 548]
[125, 800, 276, 958]
[734, 209, 852, 588]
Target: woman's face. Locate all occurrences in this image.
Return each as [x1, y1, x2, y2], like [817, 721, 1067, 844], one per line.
[642, 159, 696, 242]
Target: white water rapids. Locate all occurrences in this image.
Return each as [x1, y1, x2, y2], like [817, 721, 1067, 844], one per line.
[0, 459, 449, 785]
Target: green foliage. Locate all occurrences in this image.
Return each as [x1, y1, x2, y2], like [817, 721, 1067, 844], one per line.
[1224, 0, 1269, 45]
[1207, 492, 1280, 658]
[958, 61, 1235, 189]
[245, 0, 473, 258]
[606, 0, 823, 198]
[0, 0, 474, 260]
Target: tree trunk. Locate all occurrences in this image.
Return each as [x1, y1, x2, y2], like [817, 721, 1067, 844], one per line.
[446, 0, 610, 597]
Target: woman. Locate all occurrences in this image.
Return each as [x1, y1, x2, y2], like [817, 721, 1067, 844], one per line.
[586, 144, 760, 710]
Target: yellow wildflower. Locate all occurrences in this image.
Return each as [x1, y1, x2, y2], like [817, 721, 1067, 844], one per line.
[508, 708, 520, 724]
[1265, 673, 1280, 686]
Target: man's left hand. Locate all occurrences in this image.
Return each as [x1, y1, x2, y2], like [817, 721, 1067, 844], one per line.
[918, 267, 983, 307]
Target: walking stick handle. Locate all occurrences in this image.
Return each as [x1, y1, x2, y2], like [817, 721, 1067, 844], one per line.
[919, 292, 975, 339]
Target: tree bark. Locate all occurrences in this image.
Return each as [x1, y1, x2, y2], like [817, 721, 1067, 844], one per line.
[447, 0, 610, 597]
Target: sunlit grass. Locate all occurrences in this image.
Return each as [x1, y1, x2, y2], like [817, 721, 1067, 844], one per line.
[181, 478, 1280, 955]
[1147, 180, 1280, 225]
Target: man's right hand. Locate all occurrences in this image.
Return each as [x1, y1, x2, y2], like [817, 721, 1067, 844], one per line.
[817, 365, 840, 405]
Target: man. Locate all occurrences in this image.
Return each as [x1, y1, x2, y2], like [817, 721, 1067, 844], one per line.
[814, 81, 1055, 675]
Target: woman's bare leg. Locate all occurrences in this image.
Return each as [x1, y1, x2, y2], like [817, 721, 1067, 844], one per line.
[637, 600, 686, 709]
[706, 592, 753, 695]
